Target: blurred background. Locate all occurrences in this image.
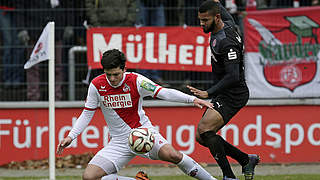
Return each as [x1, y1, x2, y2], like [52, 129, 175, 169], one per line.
[1, 0, 320, 175]
[1, 0, 319, 101]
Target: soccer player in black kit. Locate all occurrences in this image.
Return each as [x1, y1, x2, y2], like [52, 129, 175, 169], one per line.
[187, 1, 260, 180]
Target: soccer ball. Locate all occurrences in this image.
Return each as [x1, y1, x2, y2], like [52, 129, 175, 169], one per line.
[128, 128, 155, 154]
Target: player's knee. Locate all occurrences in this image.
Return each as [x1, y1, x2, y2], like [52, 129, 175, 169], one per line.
[199, 131, 217, 146]
[196, 132, 207, 147]
[197, 120, 219, 134]
[82, 171, 96, 180]
[159, 144, 183, 163]
[168, 150, 183, 164]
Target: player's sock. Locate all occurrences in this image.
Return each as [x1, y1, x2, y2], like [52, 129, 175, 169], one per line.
[101, 174, 135, 180]
[200, 131, 236, 178]
[177, 153, 218, 180]
[223, 140, 249, 166]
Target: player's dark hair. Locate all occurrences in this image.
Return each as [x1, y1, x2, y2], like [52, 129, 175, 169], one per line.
[199, 0, 220, 16]
[101, 49, 126, 70]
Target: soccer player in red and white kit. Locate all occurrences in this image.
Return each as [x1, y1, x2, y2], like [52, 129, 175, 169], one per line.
[57, 49, 217, 180]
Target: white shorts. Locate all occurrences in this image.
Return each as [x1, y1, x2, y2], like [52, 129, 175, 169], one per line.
[89, 129, 168, 172]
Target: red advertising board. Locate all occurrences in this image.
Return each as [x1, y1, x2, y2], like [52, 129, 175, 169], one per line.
[86, 6, 320, 99]
[1, 106, 320, 165]
[86, 26, 211, 71]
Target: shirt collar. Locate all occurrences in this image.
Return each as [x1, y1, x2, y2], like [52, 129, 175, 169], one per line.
[105, 72, 127, 88]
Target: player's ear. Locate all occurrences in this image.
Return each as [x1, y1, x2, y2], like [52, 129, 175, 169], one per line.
[123, 67, 127, 73]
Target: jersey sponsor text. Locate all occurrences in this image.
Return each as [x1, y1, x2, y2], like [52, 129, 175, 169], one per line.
[101, 94, 133, 109]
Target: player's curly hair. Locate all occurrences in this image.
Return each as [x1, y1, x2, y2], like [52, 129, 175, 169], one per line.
[199, 0, 220, 16]
[101, 49, 126, 70]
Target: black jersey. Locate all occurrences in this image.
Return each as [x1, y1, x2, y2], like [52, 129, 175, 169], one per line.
[207, 21, 248, 96]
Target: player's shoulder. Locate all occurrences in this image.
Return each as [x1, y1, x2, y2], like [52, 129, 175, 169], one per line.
[215, 26, 242, 53]
[126, 72, 139, 78]
[124, 72, 139, 83]
[224, 23, 242, 45]
[128, 72, 151, 82]
[91, 74, 107, 87]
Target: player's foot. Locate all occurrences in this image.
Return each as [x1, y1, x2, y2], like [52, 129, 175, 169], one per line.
[242, 154, 260, 180]
[222, 177, 239, 180]
[135, 171, 150, 180]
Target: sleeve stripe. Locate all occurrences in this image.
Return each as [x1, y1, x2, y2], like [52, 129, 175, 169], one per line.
[84, 107, 97, 111]
[154, 87, 163, 98]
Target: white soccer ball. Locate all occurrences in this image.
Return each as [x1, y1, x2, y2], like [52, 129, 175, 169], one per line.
[128, 128, 155, 154]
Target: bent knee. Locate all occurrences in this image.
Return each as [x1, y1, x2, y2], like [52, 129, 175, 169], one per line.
[82, 171, 96, 180]
[197, 124, 208, 135]
[198, 118, 224, 134]
[82, 163, 106, 180]
[168, 151, 183, 163]
[196, 134, 206, 146]
[160, 147, 182, 163]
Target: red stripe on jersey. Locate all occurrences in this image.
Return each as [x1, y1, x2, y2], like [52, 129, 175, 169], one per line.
[91, 73, 142, 128]
[84, 107, 97, 111]
[154, 87, 163, 98]
[114, 73, 141, 128]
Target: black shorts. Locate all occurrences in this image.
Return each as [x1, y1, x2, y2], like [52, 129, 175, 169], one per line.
[210, 90, 249, 124]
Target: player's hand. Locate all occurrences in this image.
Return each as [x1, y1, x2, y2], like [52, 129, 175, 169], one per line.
[187, 85, 209, 99]
[56, 136, 72, 155]
[193, 98, 214, 109]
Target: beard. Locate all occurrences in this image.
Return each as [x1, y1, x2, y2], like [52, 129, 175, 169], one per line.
[203, 21, 216, 33]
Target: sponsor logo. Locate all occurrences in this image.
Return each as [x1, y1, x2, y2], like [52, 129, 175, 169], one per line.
[216, 101, 222, 108]
[189, 169, 198, 177]
[99, 86, 107, 92]
[101, 93, 132, 109]
[227, 49, 237, 60]
[140, 80, 156, 92]
[236, 35, 241, 43]
[89, 31, 212, 71]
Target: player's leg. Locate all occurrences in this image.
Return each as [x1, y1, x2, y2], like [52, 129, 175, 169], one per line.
[84, 155, 136, 180]
[153, 136, 217, 180]
[82, 163, 106, 180]
[197, 108, 237, 179]
[196, 117, 249, 167]
[197, 95, 259, 180]
[84, 138, 138, 180]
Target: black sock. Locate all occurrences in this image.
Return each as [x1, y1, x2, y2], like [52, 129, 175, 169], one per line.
[200, 131, 236, 178]
[223, 140, 249, 166]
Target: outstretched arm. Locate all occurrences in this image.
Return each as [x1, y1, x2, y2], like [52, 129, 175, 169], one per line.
[56, 109, 95, 155]
[137, 75, 213, 109]
[56, 83, 98, 155]
[156, 88, 213, 109]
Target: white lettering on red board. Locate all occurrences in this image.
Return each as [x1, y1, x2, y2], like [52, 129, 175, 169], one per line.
[1, 115, 320, 154]
[92, 33, 212, 66]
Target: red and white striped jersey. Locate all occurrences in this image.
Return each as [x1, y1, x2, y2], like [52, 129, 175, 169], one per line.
[85, 72, 161, 139]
